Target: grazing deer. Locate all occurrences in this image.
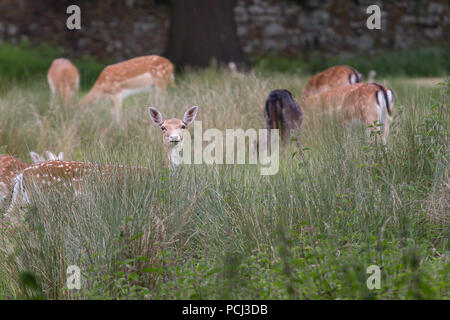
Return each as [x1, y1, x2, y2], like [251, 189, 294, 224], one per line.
[47, 58, 80, 104]
[148, 106, 198, 167]
[7, 107, 198, 211]
[79, 55, 175, 122]
[302, 65, 362, 100]
[303, 82, 394, 143]
[264, 89, 303, 147]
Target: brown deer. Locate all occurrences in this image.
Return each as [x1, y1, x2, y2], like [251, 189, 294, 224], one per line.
[79, 55, 175, 122]
[47, 58, 80, 104]
[264, 89, 303, 146]
[302, 65, 362, 100]
[8, 161, 150, 210]
[148, 106, 198, 167]
[7, 107, 198, 211]
[303, 82, 394, 143]
[0, 151, 65, 208]
[0, 155, 28, 208]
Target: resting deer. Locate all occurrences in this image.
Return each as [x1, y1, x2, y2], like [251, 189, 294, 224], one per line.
[0, 151, 65, 208]
[7, 107, 198, 211]
[303, 82, 394, 144]
[302, 65, 362, 100]
[0, 155, 28, 208]
[30, 151, 64, 163]
[79, 55, 175, 122]
[47, 58, 80, 104]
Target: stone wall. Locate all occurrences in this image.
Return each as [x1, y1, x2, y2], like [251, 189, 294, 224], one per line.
[234, 0, 448, 56]
[0, 0, 447, 60]
[0, 0, 170, 60]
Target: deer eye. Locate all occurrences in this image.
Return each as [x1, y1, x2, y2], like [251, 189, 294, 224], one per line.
[181, 125, 186, 129]
[161, 126, 167, 131]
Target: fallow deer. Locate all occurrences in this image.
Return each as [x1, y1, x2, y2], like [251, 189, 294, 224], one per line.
[7, 107, 198, 211]
[30, 151, 64, 163]
[47, 58, 80, 104]
[0, 151, 65, 208]
[8, 161, 151, 211]
[303, 82, 394, 143]
[148, 106, 198, 167]
[302, 65, 363, 100]
[0, 155, 28, 208]
[264, 89, 303, 146]
[79, 55, 175, 122]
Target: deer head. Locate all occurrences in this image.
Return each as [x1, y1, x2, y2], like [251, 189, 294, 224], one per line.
[30, 151, 64, 163]
[148, 106, 198, 166]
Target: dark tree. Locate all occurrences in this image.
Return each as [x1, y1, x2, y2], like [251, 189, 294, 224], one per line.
[164, 0, 250, 70]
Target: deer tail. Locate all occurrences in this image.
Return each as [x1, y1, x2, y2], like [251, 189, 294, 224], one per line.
[9, 173, 28, 211]
[372, 82, 392, 116]
[348, 66, 363, 84]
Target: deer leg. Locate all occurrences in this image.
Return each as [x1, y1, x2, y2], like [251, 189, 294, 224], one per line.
[364, 119, 382, 143]
[49, 93, 57, 108]
[159, 80, 168, 92]
[153, 79, 168, 94]
[281, 118, 292, 146]
[265, 120, 273, 153]
[111, 93, 123, 123]
[381, 116, 392, 145]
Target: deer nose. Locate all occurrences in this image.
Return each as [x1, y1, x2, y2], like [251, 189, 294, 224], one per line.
[169, 135, 181, 142]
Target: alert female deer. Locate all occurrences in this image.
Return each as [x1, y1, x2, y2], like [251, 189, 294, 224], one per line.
[47, 58, 80, 104]
[303, 82, 394, 144]
[302, 65, 362, 100]
[148, 106, 198, 167]
[80, 55, 175, 122]
[7, 107, 198, 211]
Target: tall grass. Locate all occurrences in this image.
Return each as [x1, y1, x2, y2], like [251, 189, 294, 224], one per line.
[0, 68, 448, 299]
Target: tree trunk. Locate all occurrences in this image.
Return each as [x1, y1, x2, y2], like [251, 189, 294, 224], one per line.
[164, 0, 250, 70]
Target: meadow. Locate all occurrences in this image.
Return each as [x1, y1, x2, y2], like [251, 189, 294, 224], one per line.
[0, 61, 448, 299]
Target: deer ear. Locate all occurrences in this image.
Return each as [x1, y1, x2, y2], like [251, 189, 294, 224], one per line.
[284, 89, 293, 97]
[58, 152, 64, 160]
[183, 106, 198, 126]
[30, 151, 43, 163]
[46, 151, 57, 160]
[148, 107, 164, 127]
[357, 72, 363, 82]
